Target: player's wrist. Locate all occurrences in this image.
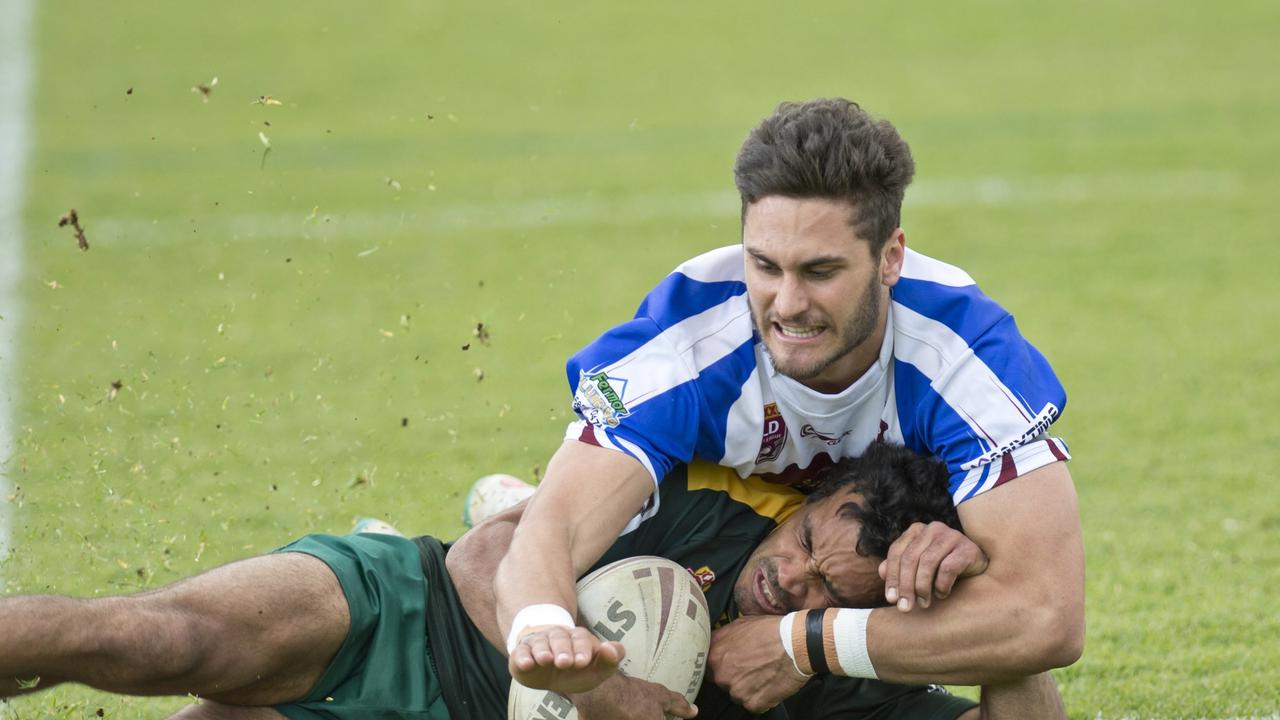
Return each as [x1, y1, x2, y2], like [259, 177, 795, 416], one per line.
[831, 608, 878, 679]
[779, 611, 815, 677]
[506, 603, 576, 653]
[780, 609, 878, 679]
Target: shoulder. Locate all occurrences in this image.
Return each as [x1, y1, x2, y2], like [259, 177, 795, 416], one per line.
[891, 248, 1010, 347]
[572, 245, 756, 379]
[635, 245, 749, 331]
[681, 462, 804, 526]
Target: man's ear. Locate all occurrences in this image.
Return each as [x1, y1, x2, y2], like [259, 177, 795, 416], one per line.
[880, 229, 906, 287]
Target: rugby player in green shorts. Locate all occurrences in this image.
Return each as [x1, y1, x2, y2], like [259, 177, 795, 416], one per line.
[0, 445, 1047, 719]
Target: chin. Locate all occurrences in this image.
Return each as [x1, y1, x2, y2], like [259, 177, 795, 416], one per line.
[771, 355, 828, 382]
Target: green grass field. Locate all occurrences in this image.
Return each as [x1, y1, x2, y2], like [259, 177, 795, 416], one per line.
[3, 1, 1278, 717]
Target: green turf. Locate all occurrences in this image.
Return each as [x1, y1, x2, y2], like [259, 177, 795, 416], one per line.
[4, 0, 1279, 717]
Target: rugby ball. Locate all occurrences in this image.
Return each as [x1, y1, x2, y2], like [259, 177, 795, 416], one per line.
[508, 556, 712, 720]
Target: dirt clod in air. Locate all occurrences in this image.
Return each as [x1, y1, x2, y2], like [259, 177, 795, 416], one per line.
[58, 209, 89, 250]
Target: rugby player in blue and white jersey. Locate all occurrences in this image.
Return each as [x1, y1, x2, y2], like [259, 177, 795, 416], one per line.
[493, 99, 1085, 716]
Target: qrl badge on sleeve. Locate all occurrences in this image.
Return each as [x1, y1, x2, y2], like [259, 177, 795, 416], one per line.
[573, 371, 631, 428]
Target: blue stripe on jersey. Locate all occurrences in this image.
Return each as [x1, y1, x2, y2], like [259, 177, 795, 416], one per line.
[969, 314, 1067, 421]
[892, 358, 992, 494]
[962, 463, 992, 503]
[891, 277, 1009, 347]
[889, 358, 932, 456]
[893, 317, 1067, 497]
[635, 272, 747, 329]
[566, 317, 665, 379]
[893, 279, 1066, 421]
[689, 336, 760, 463]
[600, 382, 700, 481]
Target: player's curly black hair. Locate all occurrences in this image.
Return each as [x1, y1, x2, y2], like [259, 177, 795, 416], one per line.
[804, 442, 961, 558]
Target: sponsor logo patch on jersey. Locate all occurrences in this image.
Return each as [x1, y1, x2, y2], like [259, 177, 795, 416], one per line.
[755, 403, 789, 464]
[573, 370, 631, 428]
[800, 424, 853, 446]
[687, 565, 716, 592]
[960, 403, 1061, 470]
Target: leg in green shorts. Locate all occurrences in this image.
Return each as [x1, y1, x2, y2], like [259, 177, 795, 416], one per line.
[271, 533, 451, 720]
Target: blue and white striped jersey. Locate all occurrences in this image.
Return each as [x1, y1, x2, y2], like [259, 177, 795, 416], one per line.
[566, 244, 1069, 509]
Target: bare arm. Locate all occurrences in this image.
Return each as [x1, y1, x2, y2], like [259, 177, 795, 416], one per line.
[450, 459, 697, 719]
[976, 672, 1067, 719]
[446, 501, 528, 652]
[708, 462, 1082, 712]
[494, 439, 655, 691]
[872, 461, 1085, 684]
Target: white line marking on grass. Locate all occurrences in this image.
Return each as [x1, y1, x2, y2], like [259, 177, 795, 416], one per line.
[89, 170, 1238, 245]
[0, 0, 34, 574]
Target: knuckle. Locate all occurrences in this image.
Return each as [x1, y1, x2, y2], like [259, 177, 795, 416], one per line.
[897, 543, 920, 563]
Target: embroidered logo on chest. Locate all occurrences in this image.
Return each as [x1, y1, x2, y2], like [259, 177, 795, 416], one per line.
[687, 565, 716, 592]
[800, 424, 853, 446]
[755, 403, 789, 463]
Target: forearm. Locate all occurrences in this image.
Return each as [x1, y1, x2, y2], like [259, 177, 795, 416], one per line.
[495, 496, 583, 640]
[865, 571, 1079, 684]
[492, 440, 655, 641]
[866, 463, 1085, 684]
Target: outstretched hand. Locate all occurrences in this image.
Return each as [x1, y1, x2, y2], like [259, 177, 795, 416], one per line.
[509, 625, 626, 695]
[570, 672, 698, 719]
[879, 520, 989, 612]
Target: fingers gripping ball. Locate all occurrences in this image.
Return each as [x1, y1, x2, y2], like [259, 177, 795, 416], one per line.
[508, 557, 712, 720]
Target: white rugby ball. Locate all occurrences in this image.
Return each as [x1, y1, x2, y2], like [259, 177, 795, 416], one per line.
[508, 556, 712, 720]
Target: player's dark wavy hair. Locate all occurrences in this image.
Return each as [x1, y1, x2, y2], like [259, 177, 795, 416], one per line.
[805, 442, 960, 558]
[734, 98, 915, 255]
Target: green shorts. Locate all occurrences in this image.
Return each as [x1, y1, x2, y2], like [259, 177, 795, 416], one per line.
[270, 533, 451, 720]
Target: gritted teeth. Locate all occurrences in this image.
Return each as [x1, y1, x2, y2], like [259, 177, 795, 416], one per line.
[758, 572, 783, 613]
[776, 322, 822, 339]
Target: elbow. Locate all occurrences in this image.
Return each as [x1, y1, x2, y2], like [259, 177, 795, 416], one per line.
[445, 525, 482, 579]
[447, 519, 509, 582]
[1047, 603, 1085, 669]
[1023, 595, 1085, 672]
[444, 534, 471, 580]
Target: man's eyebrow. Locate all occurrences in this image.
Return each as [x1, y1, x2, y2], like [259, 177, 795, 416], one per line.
[745, 247, 846, 270]
[802, 513, 814, 551]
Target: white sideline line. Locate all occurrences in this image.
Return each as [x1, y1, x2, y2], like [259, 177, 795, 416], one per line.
[0, 0, 34, 575]
[90, 170, 1238, 245]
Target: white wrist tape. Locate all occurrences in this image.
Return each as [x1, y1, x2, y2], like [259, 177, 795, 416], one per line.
[778, 611, 813, 677]
[505, 603, 576, 653]
[832, 608, 878, 679]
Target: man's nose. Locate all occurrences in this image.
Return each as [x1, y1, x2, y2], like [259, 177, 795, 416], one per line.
[775, 556, 810, 602]
[773, 274, 809, 320]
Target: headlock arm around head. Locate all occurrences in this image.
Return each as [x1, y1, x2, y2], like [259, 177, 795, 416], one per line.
[706, 463, 1082, 719]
